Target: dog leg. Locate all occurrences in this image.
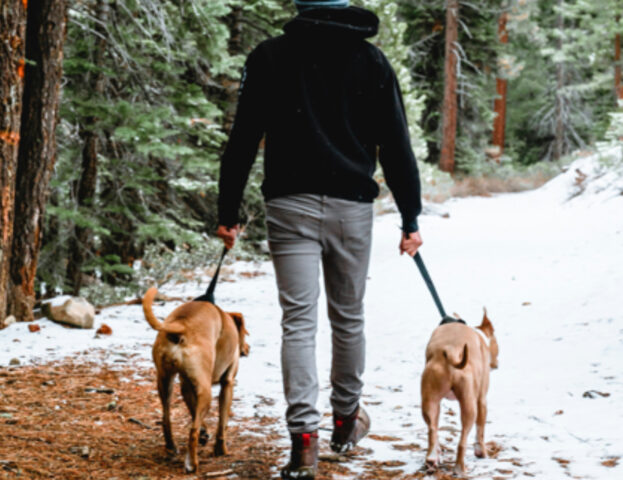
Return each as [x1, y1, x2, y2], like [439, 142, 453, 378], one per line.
[454, 389, 476, 477]
[421, 393, 441, 470]
[185, 386, 212, 473]
[474, 396, 487, 458]
[157, 373, 177, 455]
[181, 377, 208, 445]
[214, 368, 236, 457]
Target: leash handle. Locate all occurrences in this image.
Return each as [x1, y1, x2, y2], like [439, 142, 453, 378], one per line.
[199, 246, 228, 304]
[413, 252, 447, 319]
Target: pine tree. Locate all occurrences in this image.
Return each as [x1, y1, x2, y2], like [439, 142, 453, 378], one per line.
[439, 0, 460, 173]
[491, 11, 509, 159]
[0, 0, 27, 324]
[8, 0, 67, 322]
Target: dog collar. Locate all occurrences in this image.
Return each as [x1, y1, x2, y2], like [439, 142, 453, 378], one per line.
[473, 327, 491, 347]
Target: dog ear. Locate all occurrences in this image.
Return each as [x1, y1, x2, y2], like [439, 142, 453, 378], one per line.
[480, 307, 494, 334]
[229, 312, 249, 335]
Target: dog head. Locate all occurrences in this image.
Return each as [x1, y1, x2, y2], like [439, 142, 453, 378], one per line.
[478, 308, 499, 369]
[228, 312, 250, 357]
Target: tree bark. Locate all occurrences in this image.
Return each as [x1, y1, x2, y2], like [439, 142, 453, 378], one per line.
[439, 0, 459, 174]
[8, 0, 67, 322]
[67, 0, 108, 295]
[492, 12, 509, 160]
[615, 15, 622, 101]
[0, 0, 27, 325]
[553, 0, 564, 162]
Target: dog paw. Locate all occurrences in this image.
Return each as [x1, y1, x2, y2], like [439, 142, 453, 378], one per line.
[474, 443, 486, 459]
[424, 457, 438, 474]
[199, 427, 209, 446]
[453, 463, 467, 478]
[213, 439, 228, 457]
[184, 453, 197, 473]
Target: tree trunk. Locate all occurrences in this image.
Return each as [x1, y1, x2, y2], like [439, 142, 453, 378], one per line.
[223, 6, 244, 133]
[616, 15, 622, 101]
[0, 0, 27, 325]
[67, 0, 108, 295]
[8, 0, 67, 322]
[553, 0, 564, 162]
[491, 12, 509, 160]
[439, 0, 459, 174]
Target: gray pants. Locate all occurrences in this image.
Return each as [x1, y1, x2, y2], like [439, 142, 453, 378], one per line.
[266, 194, 373, 434]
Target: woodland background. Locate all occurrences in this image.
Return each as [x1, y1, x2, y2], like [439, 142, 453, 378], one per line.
[1, 0, 622, 325]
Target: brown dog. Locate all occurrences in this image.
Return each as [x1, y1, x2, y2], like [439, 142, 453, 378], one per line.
[142, 287, 249, 473]
[420, 309, 498, 476]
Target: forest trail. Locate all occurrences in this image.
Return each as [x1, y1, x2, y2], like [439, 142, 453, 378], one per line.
[2, 152, 622, 479]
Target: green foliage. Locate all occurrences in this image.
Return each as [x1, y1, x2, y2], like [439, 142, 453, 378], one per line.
[400, 0, 502, 170]
[40, 0, 623, 298]
[356, 0, 428, 159]
[398, 0, 621, 171]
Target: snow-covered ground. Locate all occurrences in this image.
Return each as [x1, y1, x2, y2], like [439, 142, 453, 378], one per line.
[2, 149, 623, 479]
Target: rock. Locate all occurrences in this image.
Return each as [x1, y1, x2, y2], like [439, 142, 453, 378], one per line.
[45, 297, 95, 329]
[9, 358, 20, 366]
[96, 323, 112, 335]
[3, 315, 16, 327]
[28, 324, 40, 333]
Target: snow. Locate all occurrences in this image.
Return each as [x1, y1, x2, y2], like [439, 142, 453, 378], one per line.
[2, 150, 623, 479]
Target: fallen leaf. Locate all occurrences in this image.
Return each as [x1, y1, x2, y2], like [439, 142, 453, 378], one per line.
[553, 457, 571, 466]
[96, 324, 113, 335]
[368, 434, 402, 442]
[28, 324, 40, 332]
[601, 456, 620, 467]
[391, 443, 421, 451]
[583, 390, 610, 399]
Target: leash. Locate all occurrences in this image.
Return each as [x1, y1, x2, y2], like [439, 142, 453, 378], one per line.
[412, 251, 464, 325]
[194, 246, 228, 303]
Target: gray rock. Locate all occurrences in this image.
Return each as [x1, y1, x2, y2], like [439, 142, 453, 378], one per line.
[45, 297, 95, 329]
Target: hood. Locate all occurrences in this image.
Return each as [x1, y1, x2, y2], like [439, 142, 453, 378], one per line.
[284, 6, 379, 40]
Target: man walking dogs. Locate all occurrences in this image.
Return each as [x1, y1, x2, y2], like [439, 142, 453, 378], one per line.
[217, 0, 422, 477]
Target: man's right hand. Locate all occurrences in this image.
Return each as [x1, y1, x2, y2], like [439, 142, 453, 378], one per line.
[216, 224, 239, 250]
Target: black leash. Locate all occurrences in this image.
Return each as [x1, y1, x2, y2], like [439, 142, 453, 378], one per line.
[412, 251, 464, 325]
[194, 246, 228, 304]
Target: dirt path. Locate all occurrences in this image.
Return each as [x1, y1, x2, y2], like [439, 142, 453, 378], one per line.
[1, 359, 509, 479]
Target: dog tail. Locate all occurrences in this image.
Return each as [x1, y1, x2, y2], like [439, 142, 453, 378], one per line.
[142, 287, 185, 334]
[444, 344, 468, 370]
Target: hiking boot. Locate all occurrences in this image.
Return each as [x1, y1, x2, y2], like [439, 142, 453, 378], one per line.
[280, 431, 319, 479]
[330, 405, 370, 453]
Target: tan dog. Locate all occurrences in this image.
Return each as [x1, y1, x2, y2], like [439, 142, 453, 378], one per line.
[142, 287, 249, 473]
[420, 309, 498, 476]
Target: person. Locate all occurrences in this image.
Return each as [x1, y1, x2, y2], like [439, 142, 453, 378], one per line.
[216, 0, 422, 478]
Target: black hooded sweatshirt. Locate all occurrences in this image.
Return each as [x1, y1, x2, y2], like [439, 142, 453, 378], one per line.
[217, 7, 422, 232]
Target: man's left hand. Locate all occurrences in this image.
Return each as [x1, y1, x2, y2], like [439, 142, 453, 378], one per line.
[400, 231, 423, 257]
